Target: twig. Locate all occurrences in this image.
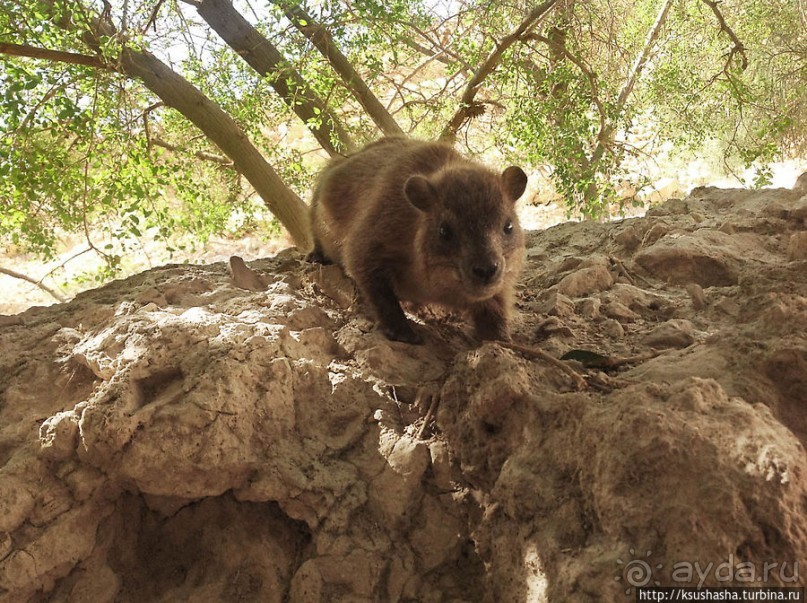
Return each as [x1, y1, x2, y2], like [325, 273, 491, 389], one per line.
[586, 372, 636, 391]
[597, 350, 661, 369]
[340, 0, 473, 74]
[78, 78, 113, 264]
[495, 340, 587, 390]
[142, 0, 167, 34]
[609, 256, 636, 285]
[0, 267, 67, 302]
[151, 137, 234, 167]
[18, 78, 67, 133]
[416, 389, 441, 440]
[38, 246, 94, 283]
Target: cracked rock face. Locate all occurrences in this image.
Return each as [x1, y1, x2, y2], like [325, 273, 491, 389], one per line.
[1, 182, 806, 602]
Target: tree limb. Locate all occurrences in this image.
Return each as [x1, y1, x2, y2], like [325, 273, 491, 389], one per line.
[0, 267, 67, 302]
[188, 0, 356, 156]
[701, 0, 748, 72]
[36, 0, 313, 248]
[119, 47, 313, 247]
[588, 0, 674, 167]
[273, 0, 404, 137]
[151, 137, 234, 167]
[0, 42, 108, 69]
[441, 0, 560, 141]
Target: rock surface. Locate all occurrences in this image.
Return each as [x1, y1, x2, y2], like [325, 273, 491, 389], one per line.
[1, 183, 806, 602]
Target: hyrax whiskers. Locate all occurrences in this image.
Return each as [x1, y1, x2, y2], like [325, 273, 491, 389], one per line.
[308, 137, 527, 344]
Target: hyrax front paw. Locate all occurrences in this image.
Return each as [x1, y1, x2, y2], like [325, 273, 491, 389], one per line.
[305, 248, 332, 264]
[472, 299, 510, 342]
[380, 321, 424, 345]
[474, 321, 510, 343]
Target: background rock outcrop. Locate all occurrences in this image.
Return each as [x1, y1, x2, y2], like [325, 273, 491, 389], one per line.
[1, 182, 805, 601]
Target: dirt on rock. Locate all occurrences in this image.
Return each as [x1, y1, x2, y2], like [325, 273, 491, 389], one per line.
[0, 182, 805, 602]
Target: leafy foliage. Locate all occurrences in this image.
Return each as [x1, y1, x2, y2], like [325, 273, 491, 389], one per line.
[1, 0, 805, 288]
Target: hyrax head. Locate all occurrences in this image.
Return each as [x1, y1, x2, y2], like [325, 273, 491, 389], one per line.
[404, 163, 528, 301]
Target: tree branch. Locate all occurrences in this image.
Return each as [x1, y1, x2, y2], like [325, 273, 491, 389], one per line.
[36, 0, 313, 248]
[0, 266, 67, 302]
[701, 0, 748, 72]
[588, 0, 675, 167]
[38, 246, 94, 284]
[399, 35, 469, 72]
[0, 42, 107, 69]
[151, 136, 234, 167]
[615, 0, 675, 119]
[272, 0, 404, 137]
[119, 47, 312, 246]
[188, 0, 356, 156]
[142, 0, 168, 33]
[339, 0, 473, 74]
[525, 32, 608, 149]
[441, 0, 560, 141]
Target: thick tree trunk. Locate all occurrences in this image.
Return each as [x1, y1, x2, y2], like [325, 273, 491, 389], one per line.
[193, 0, 355, 156]
[273, 0, 405, 137]
[120, 48, 312, 248]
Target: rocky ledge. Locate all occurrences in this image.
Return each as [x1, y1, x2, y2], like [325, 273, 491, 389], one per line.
[0, 181, 805, 601]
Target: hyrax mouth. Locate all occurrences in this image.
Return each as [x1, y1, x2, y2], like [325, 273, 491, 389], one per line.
[443, 266, 502, 301]
[462, 274, 505, 300]
[461, 257, 505, 296]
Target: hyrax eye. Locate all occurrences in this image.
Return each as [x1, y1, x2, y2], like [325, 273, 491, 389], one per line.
[504, 219, 514, 235]
[439, 223, 453, 241]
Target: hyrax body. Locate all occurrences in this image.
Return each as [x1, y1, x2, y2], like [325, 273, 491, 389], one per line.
[308, 137, 528, 344]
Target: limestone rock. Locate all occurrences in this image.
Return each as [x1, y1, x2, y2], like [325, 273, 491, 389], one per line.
[556, 256, 614, 297]
[1, 184, 806, 602]
[642, 319, 696, 349]
[602, 318, 625, 339]
[787, 231, 807, 261]
[634, 230, 741, 287]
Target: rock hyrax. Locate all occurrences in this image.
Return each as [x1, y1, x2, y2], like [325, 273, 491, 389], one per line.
[308, 137, 528, 344]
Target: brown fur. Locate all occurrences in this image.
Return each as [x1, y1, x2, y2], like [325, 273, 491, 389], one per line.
[308, 137, 528, 343]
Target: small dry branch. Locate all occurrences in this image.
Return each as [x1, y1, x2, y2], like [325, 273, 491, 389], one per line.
[0, 266, 67, 302]
[496, 340, 587, 390]
[151, 137, 234, 167]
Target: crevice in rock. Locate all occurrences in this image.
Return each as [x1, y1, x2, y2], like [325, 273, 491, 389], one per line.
[131, 368, 185, 409]
[42, 492, 313, 603]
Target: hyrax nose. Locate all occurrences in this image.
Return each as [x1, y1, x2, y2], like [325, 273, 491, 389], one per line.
[472, 261, 501, 285]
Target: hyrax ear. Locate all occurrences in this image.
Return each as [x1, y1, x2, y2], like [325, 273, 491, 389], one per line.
[501, 166, 528, 203]
[404, 175, 438, 212]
